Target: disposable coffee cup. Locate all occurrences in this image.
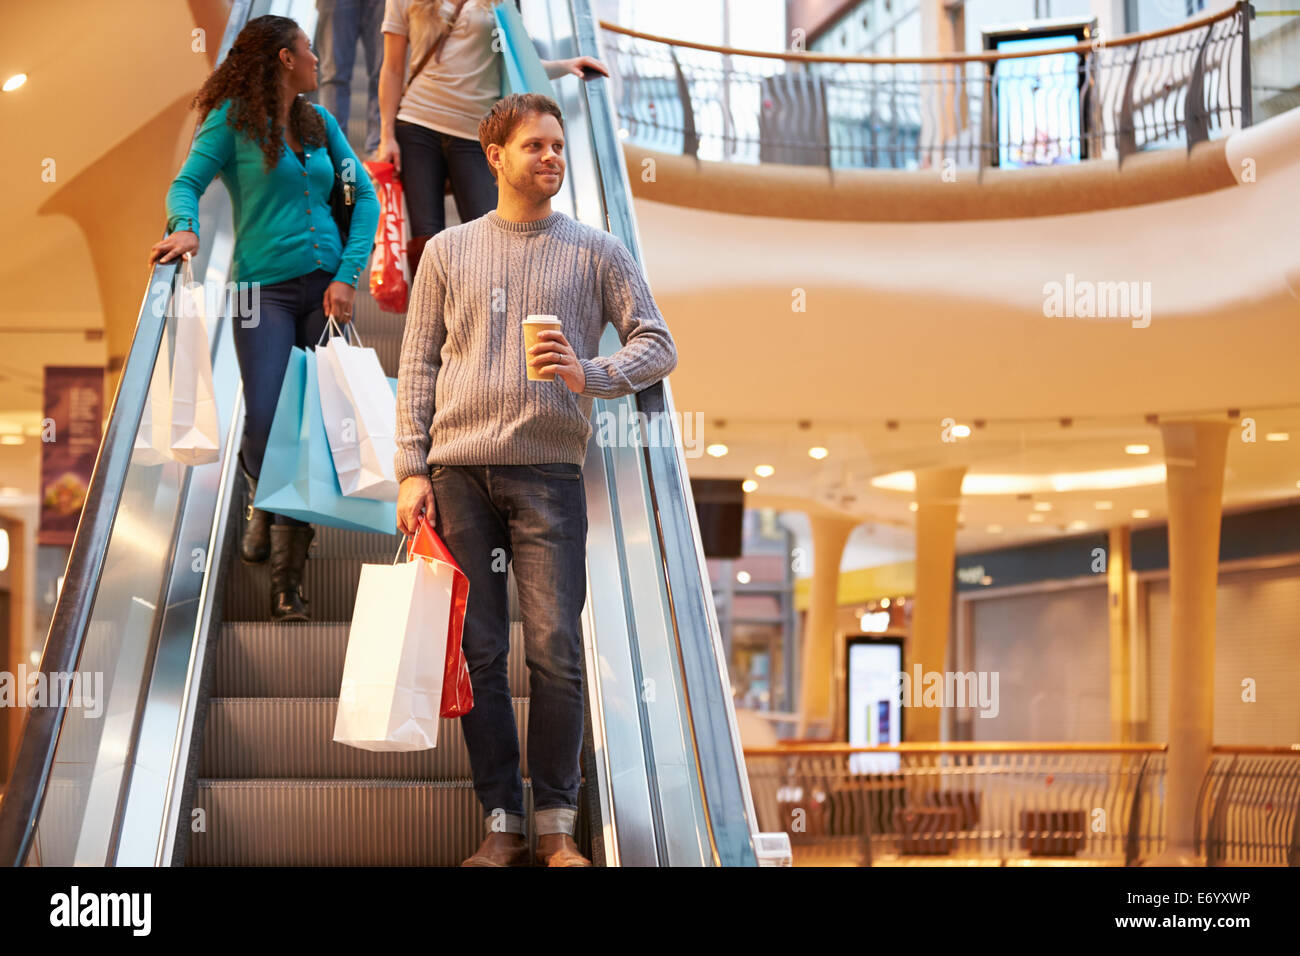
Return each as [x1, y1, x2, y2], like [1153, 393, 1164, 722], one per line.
[523, 315, 563, 381]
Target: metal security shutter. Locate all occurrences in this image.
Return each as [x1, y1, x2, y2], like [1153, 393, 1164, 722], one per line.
[1146, 564, 1300, 746]
[969, 584, 1110, 741]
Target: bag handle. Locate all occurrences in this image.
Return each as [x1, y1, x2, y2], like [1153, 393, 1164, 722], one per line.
[318, 316, 364, 347]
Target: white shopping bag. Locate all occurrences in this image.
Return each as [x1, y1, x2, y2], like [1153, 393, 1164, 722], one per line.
[168, 254, 220, 466]
[317, 319, 399, 500]
[132, 320, 173, 465]
[333, 554, 451, 751]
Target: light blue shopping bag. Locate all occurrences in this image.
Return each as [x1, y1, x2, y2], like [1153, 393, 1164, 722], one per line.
[494, 0, 558, 100]
[254, 347, 398, 534]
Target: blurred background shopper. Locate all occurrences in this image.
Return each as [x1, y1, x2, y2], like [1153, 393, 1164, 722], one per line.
[315, 0, 386, 156]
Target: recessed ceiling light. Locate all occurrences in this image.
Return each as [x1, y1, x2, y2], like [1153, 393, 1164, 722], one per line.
[754, 464, 774, 478]
[1125, 444, 1150, 455]
[808, 446, 828, 460]
[706, 443, 728, 457]
[1028, 513, 1044, 523]
[736, 571, 751, 584]
[951, 424, 971, 438]
[0, 435, 23, 445]
[880, 597, 891, 608]
[742, 479, 757, 493]
[1067, 520, 1088, 531]
[1095, 500, 1113, 510]
[908, 501, 918, 512]
[1266, 433, 1289, 442]
[1034, 502, 1052, 511]
[987, 524, 1003, 533]
[2, 74, 27, 93]
[1132, 508, 1150, 519]
[617, 128, 629, 139]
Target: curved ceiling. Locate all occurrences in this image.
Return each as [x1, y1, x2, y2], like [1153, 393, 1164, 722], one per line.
[638, 108, 1300, 552]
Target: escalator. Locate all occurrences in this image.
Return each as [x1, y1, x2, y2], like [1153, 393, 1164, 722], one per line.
[0, 0, 761, 867]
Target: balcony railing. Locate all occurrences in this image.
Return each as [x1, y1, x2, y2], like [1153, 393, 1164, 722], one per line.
[601, 1, 1252, 171]
[743, 743, 1300, 866]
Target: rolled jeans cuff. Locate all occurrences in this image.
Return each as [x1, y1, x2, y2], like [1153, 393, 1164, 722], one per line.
[486, 810, 526, 836]
[535, 807, 578, 836]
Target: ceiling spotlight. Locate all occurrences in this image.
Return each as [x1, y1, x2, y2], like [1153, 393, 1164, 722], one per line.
[742, 479, 758, 493]
[1095, 501, 1113, 510]
[908, 502, 918, 512]
[1034, 502, 1052, 512]
[1266, 433, 1289, 442]
[880, 597, 891, 608]
[951, 424, 971, 438]
[755, 464, 774, 478]
[1028, 513, 1045, 523]
[706, 443, 728, 457]
[2, 74, 27, 93]
[1125, 444, 1150, 455]
[1132, 508, 1150, 519]
[617, 127, 630, 139]
[0, 435, 23, 445]
[736, 571, 751, 584]
[808, 446, 828, 460]
[1067, 520, 1088, 531]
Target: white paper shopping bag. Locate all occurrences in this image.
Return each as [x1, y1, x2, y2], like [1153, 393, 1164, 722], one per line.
[132, 321, 173, 465]
[317, 321, 399, 501]
[168, 254, 220, 466]
[333, 555, 451, 751]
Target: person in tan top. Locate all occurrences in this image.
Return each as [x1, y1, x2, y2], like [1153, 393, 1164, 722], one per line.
[373, 0, 609, 276]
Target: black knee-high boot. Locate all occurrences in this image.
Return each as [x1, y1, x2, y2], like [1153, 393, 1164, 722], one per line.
[269, 524, 314, 622]
[238, 452, 271, 565]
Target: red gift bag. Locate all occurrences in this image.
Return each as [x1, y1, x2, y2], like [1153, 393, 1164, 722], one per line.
[408, 513, 473, 718]
[363, 160, 410, 313]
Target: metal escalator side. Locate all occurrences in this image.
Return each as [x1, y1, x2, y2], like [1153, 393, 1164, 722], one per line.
[538, 0, 762, 866]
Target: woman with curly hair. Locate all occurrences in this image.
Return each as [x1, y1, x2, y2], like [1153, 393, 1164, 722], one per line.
[373, 0, 608, 277]
[150, 14, 380, 622]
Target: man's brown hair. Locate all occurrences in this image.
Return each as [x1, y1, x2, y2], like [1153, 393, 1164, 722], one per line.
[478, 93, 565, 156]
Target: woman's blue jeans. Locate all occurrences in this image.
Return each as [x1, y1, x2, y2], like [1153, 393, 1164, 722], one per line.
[394, 120, 498, 236]
[232, 269, 334, 527]
[428, 462, 589, 838]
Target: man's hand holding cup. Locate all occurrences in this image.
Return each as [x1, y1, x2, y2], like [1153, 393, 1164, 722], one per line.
[524, 316, 585, 393]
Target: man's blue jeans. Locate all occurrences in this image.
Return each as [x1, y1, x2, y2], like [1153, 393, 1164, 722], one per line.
[314, 0, 384, 154]
[428, 462, 589, 837]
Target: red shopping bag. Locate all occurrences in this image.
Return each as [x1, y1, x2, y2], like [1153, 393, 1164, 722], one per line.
[363, 160, 410, 312]
[408, 513, 473, 718]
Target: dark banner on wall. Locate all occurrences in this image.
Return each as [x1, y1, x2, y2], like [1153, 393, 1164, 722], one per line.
[38, 367, 103, 547]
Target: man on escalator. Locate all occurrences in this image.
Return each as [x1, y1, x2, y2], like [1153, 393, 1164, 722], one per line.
[393, 93, 678, 867]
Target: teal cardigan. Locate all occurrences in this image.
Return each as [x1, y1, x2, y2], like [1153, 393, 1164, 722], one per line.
[165, 99, 380, 288]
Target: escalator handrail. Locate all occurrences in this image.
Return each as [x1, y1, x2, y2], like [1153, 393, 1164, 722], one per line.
[568, 0, 760, 866]
[0, 0, 257, 868]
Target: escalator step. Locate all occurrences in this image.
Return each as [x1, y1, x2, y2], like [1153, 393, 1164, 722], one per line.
[214, 621, 528, 699]
[224, 554, 404, 622]
[200, 697, 530, 779]
[312, 525, 404, 559]
[188, 778, 527, 866]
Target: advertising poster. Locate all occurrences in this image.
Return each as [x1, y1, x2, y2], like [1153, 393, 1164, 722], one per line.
[38, 366, 103, 547]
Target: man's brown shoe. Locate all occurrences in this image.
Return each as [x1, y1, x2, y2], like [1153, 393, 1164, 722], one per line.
[461, 832, 530, 867]
[536, 833, 591, 867]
